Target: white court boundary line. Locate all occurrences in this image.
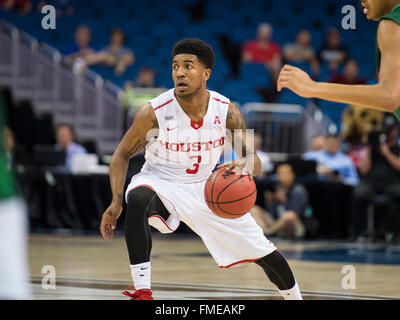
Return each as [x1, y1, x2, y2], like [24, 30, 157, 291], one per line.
[30, 276, 399, 300]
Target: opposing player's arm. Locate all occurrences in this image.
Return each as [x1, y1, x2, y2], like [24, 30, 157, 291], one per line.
[100, 103, 158, 240]
[219, 102, 261, 176]
[277, 19, 400, 112]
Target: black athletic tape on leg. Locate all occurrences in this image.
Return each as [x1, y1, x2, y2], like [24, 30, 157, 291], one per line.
[125, 187, 158, 265]
[255, 251, 296, 291]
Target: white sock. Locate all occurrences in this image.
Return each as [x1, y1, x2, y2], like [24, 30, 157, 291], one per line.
[130, 262, 151, 290]
[278, 281, 303, 300]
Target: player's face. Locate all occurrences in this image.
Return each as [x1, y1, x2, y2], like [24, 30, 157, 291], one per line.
[172, 54, 210, 97]
[361, 0, 389, 20]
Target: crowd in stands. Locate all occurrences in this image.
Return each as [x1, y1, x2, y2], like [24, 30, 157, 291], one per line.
[1, 86, 90, 172]
[0, 0, 75, 17]
[250, 112, 400, 243]
[1, 1, 377, 116]
[55, 18, 373, 117]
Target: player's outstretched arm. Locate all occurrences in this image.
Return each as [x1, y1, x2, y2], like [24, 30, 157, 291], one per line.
[277, 19, 400, 113]
[218, 102, 261, 176]
[100, 103, 158, 240]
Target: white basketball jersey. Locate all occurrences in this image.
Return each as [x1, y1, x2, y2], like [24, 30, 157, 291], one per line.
[141, 89, 230, 183]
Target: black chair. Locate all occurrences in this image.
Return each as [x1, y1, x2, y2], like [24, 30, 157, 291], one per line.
[80, 140, 97, 155]
[365, 194, 392, 241]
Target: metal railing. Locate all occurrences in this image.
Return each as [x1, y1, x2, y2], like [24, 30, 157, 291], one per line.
[242, 102, 331, 157]
[0, 20, 124, 156]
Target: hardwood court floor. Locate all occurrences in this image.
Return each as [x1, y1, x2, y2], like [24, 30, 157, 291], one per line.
[28, 233, 400, 300]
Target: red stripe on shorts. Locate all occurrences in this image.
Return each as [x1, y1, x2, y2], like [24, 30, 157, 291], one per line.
[219, 257, 262, 268]
[218, 248, 278, 268]
[148, 215, 174, 232]
[125, 184, 180, 231]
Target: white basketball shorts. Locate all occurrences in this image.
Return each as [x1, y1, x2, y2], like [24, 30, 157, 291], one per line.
[125, 172, 277, 268]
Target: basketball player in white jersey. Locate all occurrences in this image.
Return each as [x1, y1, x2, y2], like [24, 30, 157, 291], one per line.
[100, 38, 304, 300]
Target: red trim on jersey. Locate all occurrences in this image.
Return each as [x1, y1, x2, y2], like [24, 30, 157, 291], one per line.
[191, 118, 204, 130]
[213, 97, 229, 105]
[153, 99, 173, 111]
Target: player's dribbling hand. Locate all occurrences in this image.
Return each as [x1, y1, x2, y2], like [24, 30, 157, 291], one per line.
[100, 202, 122, 240]
[277, 64, 315, 98]
[217, 159, 252, 176]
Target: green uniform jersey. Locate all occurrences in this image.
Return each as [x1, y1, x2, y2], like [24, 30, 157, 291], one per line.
[0, 96, 18, 200]
[376, 3, 400, 121]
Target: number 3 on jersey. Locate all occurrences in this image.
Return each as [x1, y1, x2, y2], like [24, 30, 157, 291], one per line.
[186, 155, 202, 174]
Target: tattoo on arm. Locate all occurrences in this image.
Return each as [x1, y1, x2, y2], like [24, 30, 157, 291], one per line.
[226, 104, 248, 157]
[126, 138, 144, 158]
[125, 114, 158, 159]
[226, 105, 246, 132]
[151, 119, 158, 129]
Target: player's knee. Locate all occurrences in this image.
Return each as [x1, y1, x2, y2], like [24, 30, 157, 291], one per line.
[127, 187, 156, 217]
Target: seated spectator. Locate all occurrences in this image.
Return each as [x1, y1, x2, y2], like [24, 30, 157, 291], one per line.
[329, 59, 367, 85]
[283, 29, 319, 76]
[64, 25, 95, 63]
[83, 28, 135, 76]
[242, 22, 282, 82]
[122, 66, 166, 111]
[346, 136, 368, 172]
[352, 117, 400, 240]
[55, 124, 87, 169]
[0, 0, 32, 15]
[309, 135, 326, 151]
[3, 126, 29, 171]
[250, 163, 309, 239]
[125, 66, 159, 89]
[37, 0, 75, 17]
[317, 28, 349, 73]
[341, 104, 384, 170]
[304, 133, 359, 186]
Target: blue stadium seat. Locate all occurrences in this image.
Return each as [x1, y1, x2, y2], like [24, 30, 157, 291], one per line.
[318, 100, 348, 129]
[240, 63, 272, 87]
[287, 62, 313, 76]
[222, 80, 262, 105]
[278, 88, 309, 107]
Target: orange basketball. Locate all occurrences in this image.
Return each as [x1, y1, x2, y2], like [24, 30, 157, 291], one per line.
[204, 167, 257, 219]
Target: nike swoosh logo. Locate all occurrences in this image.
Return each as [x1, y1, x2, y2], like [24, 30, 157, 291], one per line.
[140, 267, 149, 270]
[167, 127, 177, 131]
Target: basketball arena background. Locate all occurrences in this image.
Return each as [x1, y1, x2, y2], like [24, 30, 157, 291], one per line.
[1, 0, 400, 302]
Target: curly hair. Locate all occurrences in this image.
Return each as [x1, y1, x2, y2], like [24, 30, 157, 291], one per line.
[172, 38, 215, 70]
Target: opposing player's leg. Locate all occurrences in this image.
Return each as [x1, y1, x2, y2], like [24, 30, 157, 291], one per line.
[0, 197, 31, 299]
[255, 250, 303, 300]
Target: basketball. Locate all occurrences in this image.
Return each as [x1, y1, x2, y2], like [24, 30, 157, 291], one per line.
[204, 167, 257, 219]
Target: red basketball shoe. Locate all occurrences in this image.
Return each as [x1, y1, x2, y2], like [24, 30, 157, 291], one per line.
[122, 286, 154, 300]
